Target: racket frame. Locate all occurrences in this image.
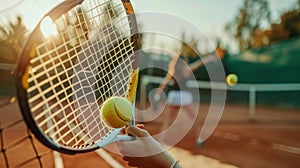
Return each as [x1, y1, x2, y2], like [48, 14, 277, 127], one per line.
[16, 0, 139, 154]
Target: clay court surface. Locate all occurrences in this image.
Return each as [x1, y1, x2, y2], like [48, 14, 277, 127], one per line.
[1, 96, 300, 168]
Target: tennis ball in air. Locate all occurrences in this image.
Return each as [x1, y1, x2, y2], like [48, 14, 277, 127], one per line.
[100, 97, 133, 128]
[226, 74, 238, 86]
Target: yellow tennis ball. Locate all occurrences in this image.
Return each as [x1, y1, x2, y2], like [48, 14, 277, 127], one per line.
[226, 74, 238, 86]
[100, 96, 133, 128]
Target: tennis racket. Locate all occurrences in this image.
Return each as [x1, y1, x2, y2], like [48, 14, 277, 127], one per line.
[16, 0, 139, 154]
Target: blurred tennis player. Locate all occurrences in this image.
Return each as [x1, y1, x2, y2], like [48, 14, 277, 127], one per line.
[155, 47, 222, 140]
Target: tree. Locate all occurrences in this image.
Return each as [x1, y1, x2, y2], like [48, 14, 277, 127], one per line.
[262, 1, 300, 44]
[226, 0, 271, 50]
[180, 32, 199, 58]
[281, 10, 300, 38]
[0, 16, 27, 64]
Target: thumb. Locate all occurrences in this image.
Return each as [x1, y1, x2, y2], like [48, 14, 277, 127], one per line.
[126, 125, 149, 137]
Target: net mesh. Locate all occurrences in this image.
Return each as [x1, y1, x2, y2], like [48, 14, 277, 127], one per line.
[0, 97, 54, 168]
[24, 0, 135, 150]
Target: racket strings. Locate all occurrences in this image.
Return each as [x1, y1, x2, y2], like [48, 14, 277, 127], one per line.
[93, 38, 134, 96]
[28, 1, 127, 84]
[28, 7, 130, 101]
[31, 38, 124, 145]
[70, 36, 134, 145]
[87, 0, 124, 27]
[26, 0, 135, 148]
[28, 18, 131, 106]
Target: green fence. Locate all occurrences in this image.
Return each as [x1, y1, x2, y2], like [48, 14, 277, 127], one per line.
[139, 38, 300, 108]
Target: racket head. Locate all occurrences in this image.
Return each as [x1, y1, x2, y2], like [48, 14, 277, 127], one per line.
[16, 0, 139, 154]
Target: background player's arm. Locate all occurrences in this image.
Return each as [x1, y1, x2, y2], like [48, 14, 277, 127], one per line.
[158, 72, 173, 91]
[158, 56, 177, 91]
[189, 51, 219, 72]
[189, 59, 206, 72]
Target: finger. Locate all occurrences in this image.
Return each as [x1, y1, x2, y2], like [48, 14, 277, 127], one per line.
[118, 142, 135, 155]
[120, 127, 126, 134]
[122, 124, 144, 135]
[136, 124, 145, 129]
[122, 156, 129, 161]
[126, 125, 149, 137]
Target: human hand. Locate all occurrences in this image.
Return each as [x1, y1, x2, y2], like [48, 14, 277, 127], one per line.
[118, 125, 181, 168]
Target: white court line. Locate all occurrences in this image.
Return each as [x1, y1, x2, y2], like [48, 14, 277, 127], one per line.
[44, 103, 65, 168]
[168, 146, 238, 168]
[214, 131, 240, 141]
[53, 151, 64, 168]
[95, 149, 124, 168]
[271, 143, 300, 155]
[214, 130, 300, 155]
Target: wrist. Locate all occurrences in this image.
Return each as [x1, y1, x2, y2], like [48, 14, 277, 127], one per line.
[170, 160, 180, 168]
[158, 151, 182, 168]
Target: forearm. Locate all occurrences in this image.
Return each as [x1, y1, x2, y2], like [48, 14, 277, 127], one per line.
[189, 60, 204, 72]
[158, 75, 171, 91]
[158, 81, 167, 91]
[119, 126, 183, 168]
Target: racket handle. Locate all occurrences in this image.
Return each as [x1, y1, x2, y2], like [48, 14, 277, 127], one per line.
[116, 135, 135, 141]
[96, 135, 135, 148]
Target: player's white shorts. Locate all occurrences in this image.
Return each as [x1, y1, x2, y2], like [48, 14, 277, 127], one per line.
[167, 90, 193, 106]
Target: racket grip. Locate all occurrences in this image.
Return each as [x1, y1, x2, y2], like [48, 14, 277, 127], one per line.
[116, 135, 135, 141]
[96, 135, 135, 148]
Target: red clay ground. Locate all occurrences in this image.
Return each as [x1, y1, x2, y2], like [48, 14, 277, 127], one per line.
[1, 97, 300, 168]
[141, 103, 300, 168]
